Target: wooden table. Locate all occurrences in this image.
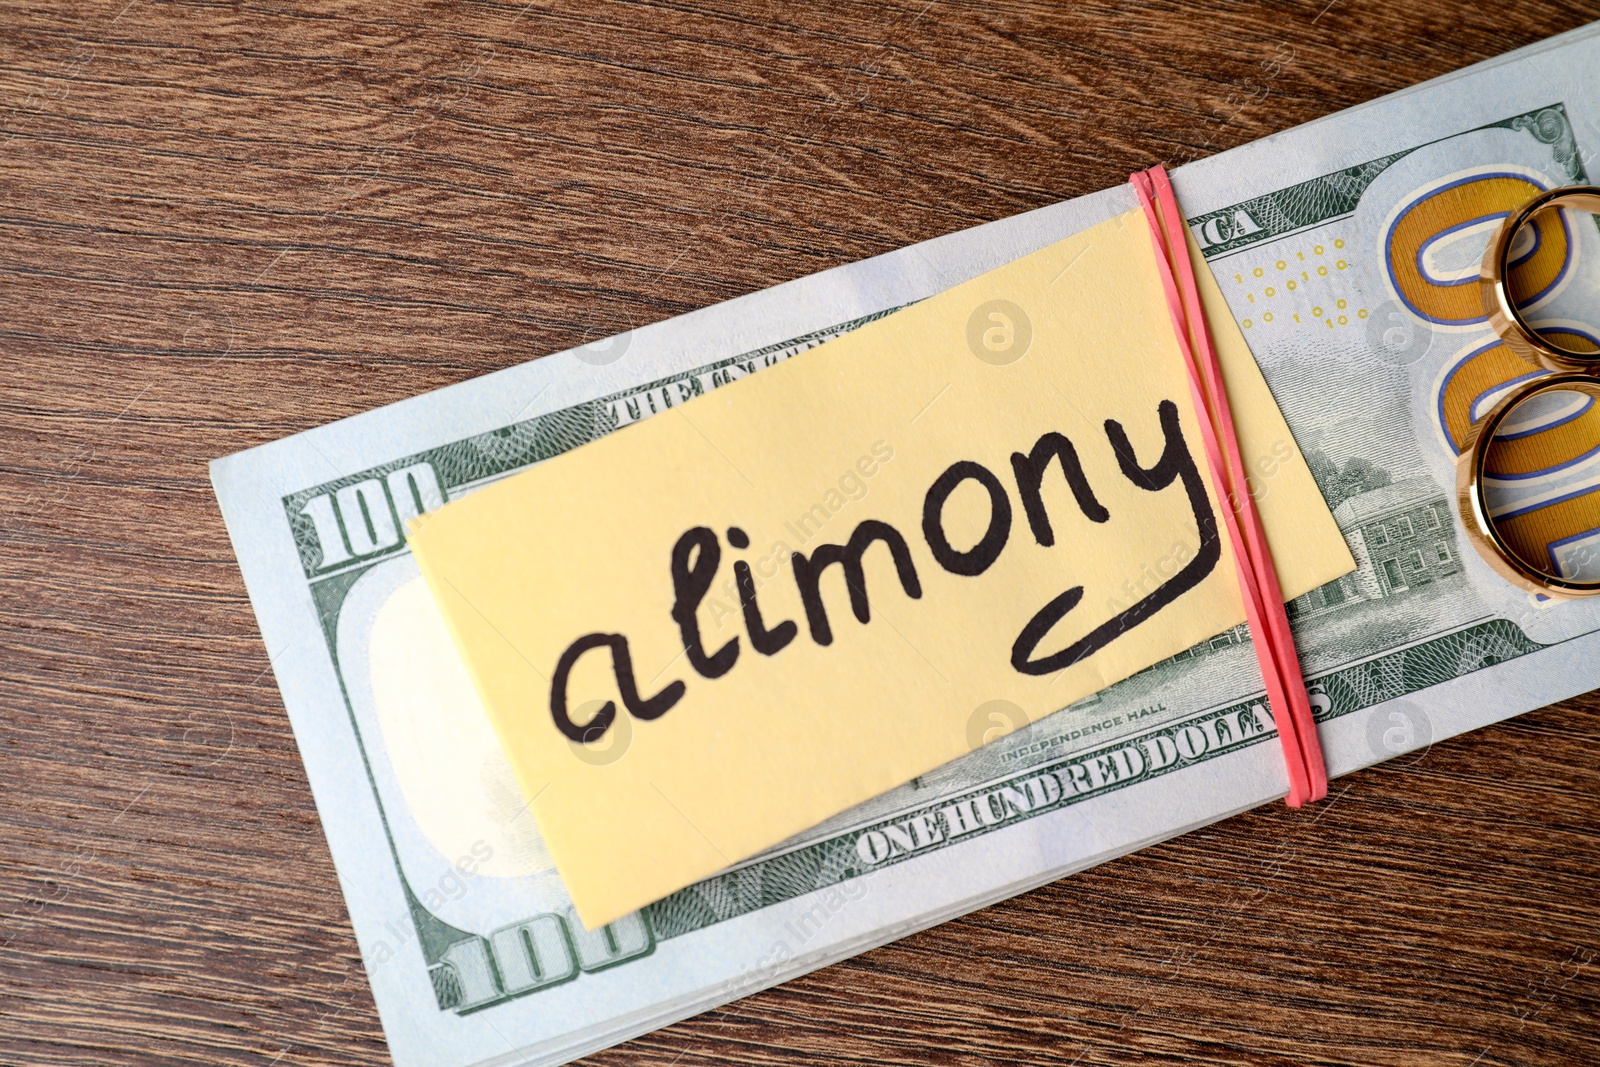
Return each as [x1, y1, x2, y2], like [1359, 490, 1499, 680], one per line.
[3, 2, 1598, 1064]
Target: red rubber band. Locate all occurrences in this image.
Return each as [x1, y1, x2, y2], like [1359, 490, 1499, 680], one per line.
[1129, 166, 1328, 806]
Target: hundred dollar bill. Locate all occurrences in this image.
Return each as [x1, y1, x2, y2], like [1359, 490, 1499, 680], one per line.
[212, 23, 1600, 1067]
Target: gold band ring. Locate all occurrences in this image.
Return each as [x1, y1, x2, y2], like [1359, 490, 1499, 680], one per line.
[1479, 185, 1600, 372]
[1456, 372, 1600, 597]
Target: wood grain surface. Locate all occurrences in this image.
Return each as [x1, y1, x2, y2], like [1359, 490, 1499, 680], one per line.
[3, 2, 1598, 1064]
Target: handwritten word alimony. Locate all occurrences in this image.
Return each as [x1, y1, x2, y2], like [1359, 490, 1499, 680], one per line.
[550, 399, 1221, 744]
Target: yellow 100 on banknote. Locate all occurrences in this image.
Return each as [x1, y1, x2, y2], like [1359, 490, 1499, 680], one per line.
[1190, 107, 1600, 598]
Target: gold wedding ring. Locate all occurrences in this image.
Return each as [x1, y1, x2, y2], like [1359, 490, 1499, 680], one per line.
[1456, 373, 1600, 598]
[1462, 185, 1600, 595]
[1480, 184, 1600, 372]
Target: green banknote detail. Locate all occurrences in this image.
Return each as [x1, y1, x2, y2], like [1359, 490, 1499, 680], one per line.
[647, 616, 1539, 940]
[1187, 104, 1589, 257]
[284, 309, 901, 579]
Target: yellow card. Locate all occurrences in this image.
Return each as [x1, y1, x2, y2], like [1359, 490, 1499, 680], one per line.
[409, 208, 1355, 929]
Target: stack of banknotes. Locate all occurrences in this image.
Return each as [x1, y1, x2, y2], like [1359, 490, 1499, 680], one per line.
[212, 23, 1600, 1067]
